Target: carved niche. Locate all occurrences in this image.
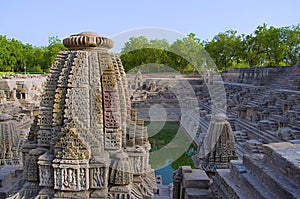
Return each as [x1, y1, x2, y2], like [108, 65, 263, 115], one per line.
[104, 128, 122, 150]
[52, 127, 90, 191]
[90, 167, 109, 189]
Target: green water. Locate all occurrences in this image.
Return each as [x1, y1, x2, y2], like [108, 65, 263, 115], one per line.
[145, 121, 197, 185]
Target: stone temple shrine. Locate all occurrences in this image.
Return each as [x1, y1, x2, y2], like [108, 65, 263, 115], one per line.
[9, 32, 156, 199]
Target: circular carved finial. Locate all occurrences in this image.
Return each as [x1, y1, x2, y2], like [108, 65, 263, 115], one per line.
[214, 113, 228, 121]
[63, 32, 114, 50]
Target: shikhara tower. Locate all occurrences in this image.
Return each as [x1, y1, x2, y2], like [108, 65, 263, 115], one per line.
[13, 32, 156, 199]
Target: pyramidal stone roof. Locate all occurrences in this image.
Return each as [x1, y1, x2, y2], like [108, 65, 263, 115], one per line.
[11, 32, 156, 199]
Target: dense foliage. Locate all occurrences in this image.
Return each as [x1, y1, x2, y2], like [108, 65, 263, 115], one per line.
[1, 23, 299, 73]
[0, 36, 66, 73]
[120, 33, 205, 74]
[121, 24, 300, 72]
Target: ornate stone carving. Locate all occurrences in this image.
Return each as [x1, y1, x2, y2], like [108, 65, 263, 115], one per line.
[38, 152, 54, 187]
[54, 127, 90, 160]
[125, 147, 147, 175]
[104, 129, 122, 150]
[12, 32, 155, 199]
[23, 148, 47, 182]
[37, 129, 52, 146]
[63, 32, 114, 50]
[193, 113, 238, 172]
[109, 151, 133, 185]
[90, 167, 108, 188]
[52, 127, 90, 191]
[38, 108, 53, 126]
[53, 166, 89, 191]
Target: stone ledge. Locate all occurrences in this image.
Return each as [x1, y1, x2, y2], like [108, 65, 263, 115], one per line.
[212, 169, 248, 199]
[262, 142, 300, 185]
[184, 188, 212, 199]
[243, 154, 300, 198]
[182, 169, 210, 189]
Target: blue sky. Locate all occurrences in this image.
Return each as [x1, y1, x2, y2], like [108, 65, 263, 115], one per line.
[1, 0, 299, 49]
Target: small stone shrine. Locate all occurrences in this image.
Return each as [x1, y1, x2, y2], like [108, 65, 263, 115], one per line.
[193, 113, 238, 174]
[10, 32, 156, 199]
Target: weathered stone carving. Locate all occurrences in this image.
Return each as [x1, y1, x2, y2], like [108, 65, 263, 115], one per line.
[193, 113, 238, 173]
[0, 112, 32, 167]
[109, 151, 133, 185]
[12, 32, 155, 199]
[104, 128, 122, 150]
[52, 127, 90, 191]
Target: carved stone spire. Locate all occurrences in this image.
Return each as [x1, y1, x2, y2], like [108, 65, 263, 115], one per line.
[193, 113, 238, 173]
[14, 32, 156, 199]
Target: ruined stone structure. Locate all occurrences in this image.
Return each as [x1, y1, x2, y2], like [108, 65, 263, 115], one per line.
[9, 32, 156, 199]
[0, 75, 46, 107]
[128, 73, 180, 121]
[0, 111, 34, 197]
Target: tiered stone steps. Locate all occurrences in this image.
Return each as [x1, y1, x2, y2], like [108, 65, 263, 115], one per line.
[212, 142, 300, 199]
[234, 119, 280, 143]
[233, 130, 248, 142]
[243, 139, 263, 153]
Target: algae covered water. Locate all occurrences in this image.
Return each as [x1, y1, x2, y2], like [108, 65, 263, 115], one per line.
[145, 121, 197, 185]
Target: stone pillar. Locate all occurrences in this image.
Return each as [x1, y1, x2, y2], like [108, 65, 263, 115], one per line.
[172, 168, 183, 199]
[0, 90, 6, 103]
[23, 147, 47, 182]
[38, 151, 54, 187]
[135, 119, 144, 145]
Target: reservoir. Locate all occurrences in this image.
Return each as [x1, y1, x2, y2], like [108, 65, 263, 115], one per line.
[145, 121, 197, 185]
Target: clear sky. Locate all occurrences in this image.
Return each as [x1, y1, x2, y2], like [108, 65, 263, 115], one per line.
[1, 0, 299, 48]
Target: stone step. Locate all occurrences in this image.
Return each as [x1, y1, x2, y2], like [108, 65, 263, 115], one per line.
[212, 169, 251, 199]
[235, 119, 280, 143]
[262, 142, 300, 186]
[243, 154, 300, 199]
[184, 188, 212, 199]
[229, 160, 277, 199]
[240, 172, 277, 199]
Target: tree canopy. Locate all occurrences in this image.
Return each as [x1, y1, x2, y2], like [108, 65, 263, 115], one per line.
[0, 36, 66, 73]
[1, 23, 299, 74]
[120, 33, 205, 74]
[121, 24, 300, 72]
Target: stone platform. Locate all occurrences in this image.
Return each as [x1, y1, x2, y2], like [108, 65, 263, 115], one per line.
[212, 142, 300, 199]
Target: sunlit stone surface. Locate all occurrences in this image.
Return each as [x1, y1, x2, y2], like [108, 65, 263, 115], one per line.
[10, 32, 156, 199]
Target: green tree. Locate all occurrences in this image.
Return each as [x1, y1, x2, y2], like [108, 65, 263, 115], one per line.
[120, 34, 205, 74]
[281, 24, 300, 65]
[0, 35, 67, 73]
[44, 36, 67, 71]
[170, 33, 204, 73]
[205, 30, 243, 71]
[0, 35, 11, 71]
